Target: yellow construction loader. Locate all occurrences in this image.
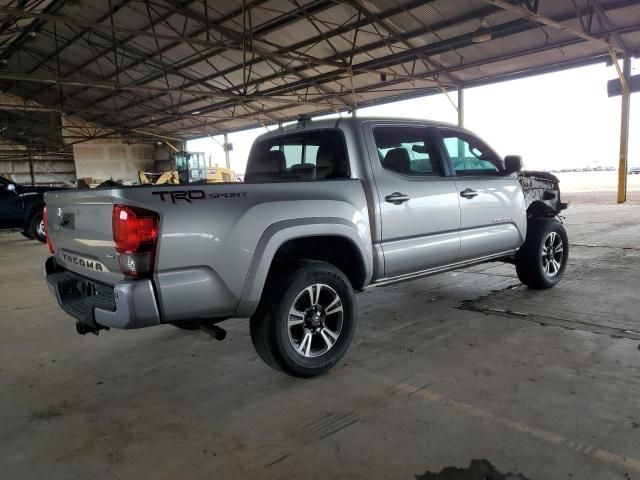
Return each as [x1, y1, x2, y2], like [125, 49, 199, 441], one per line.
[138, 170, 180, 185]
[205, 165, 236, 183]
[139, 151, 236, 185]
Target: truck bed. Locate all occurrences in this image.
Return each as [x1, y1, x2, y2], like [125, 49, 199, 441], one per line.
[44, 180, 371, 327]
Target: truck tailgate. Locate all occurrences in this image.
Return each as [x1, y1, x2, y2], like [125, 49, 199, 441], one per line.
[44, 188, 124, 285]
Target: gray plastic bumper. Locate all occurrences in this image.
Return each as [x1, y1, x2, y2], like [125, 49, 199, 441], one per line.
[44, 256, 161, 329]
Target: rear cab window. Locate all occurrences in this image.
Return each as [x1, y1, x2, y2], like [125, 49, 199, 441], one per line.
[245, 130, 350, 182]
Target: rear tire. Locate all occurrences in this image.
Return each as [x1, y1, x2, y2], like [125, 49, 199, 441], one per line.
[28, 211, 46, 243]
[250, 260, 357, 378]
[516, 217, 568, 289]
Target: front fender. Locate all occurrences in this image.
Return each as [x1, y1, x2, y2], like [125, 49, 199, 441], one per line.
[236, 218, 373, 317]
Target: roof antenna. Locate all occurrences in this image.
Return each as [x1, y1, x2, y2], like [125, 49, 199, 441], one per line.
[297, 114, 311, 129]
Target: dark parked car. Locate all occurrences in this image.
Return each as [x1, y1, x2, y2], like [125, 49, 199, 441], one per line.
[0, 176, 64, 242]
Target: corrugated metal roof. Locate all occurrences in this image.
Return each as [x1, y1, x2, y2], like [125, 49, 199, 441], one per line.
[0, 0, 638, 145]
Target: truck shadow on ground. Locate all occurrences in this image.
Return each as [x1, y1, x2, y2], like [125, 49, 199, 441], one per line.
[416, 459, 529, 480]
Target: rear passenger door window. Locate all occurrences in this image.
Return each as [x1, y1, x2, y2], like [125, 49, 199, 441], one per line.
[373, 126, 444, 176]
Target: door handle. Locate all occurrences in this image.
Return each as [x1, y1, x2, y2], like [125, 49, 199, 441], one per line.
[385, 192, 411, 204]
[460, 188, 478, 199]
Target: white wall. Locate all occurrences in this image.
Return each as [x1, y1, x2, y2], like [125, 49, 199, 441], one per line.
[73, 139, 155, 183]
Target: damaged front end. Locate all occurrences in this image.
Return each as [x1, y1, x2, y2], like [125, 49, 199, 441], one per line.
[518, 171, 568, 216]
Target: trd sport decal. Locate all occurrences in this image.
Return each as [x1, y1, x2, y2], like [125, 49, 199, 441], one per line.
[152, 190, 247, 203]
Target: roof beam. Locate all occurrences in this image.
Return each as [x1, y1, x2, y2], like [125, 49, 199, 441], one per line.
[0, 71, 344, 108]
[10, 0, 251, 99]
[1, 3, 429, 89]
[13, 0, 133, 78]
[192, 26, 640, 134]
[82, 0, 467, 120]
[63, 0, 322, 111]
[63, 0, 440, 120]
[588, 0, 629, 52]
[131, 1, 639, 131]
[0, 7, 364, 73]
[163, 0, 351, 109]
[0, 0, 68, 61]
[78, 17, 640, 139]
[343, 0, 462, 110]
[128, 14, 560, 127]
[481, 0, 625, 53]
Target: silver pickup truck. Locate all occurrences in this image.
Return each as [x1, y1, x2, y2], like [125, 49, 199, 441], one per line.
[44, 117, 568, 377]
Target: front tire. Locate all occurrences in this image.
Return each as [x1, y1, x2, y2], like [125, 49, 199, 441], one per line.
[516, 217, 568, 289]
[28, 211, 46, 243]
[250, 260, 357, 378]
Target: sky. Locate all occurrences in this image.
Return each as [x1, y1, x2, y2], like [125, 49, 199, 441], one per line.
[188, 61, 640, 174]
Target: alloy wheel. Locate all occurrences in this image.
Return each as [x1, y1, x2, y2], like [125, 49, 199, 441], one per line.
[37, 219, 46, 239]
[541, 231, 563, 277]
[287, 283, 343, 358]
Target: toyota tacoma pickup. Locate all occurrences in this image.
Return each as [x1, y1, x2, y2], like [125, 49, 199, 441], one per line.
[44, 118, 568, 377]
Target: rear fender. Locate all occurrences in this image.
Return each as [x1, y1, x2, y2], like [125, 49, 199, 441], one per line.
[236, 218, 373, 317]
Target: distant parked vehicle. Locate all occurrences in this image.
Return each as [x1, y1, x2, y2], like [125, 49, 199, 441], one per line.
[0, 176, 64, 242]
[582, 167, 593, 172]
[629, 166, 640, 175]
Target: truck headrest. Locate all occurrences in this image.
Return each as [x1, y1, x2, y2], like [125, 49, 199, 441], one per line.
[245, 150, 285, 182]
[382, 148, 410, 174]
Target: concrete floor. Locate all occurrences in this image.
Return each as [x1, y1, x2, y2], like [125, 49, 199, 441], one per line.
[2, 197, 640, 480]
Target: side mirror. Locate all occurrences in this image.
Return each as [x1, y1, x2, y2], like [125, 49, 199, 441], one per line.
[6, 183, 16, 192]
[504, 155, 523, 174]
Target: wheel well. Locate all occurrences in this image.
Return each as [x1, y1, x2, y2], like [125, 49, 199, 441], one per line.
[272, 236, 366, 290]
[527, 200, 556, 218]
[24, 203, 44, 228]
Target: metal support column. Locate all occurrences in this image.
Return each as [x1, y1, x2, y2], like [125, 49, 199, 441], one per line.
[223, 132, 231, 169]
[28, 148, 35, 185]
[617, 57, 631, 204]
[457, 88, 464, 127]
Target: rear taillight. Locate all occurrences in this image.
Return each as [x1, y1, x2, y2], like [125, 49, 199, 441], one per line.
[112, 205, 159, 277]
[43, 206, 54, 253]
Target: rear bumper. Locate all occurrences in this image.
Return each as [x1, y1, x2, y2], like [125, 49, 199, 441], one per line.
[44, 256, 161, 330]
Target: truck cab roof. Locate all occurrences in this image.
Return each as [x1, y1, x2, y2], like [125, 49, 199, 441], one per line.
[257, 116, 468, 141]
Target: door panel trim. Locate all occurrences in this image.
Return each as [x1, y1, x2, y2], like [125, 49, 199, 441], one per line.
[380, 231, 460, 277]
[370, 248, 519, 287]
[458, 223, 523, 261]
